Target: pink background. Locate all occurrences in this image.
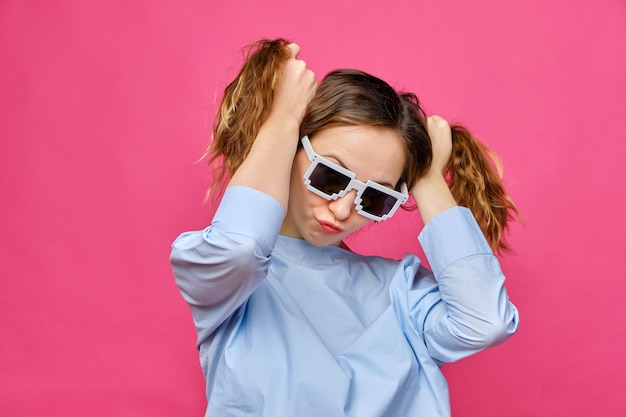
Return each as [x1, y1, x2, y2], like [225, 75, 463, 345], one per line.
[2, 0, 625, 416]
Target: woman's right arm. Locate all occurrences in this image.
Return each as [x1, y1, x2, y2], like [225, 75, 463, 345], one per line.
[170, 186, 285, 346]
[170, 44, 316, 345]
[228, 43, 317, 211]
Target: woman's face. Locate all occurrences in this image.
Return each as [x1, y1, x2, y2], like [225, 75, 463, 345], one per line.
[281, 125, 407, 246]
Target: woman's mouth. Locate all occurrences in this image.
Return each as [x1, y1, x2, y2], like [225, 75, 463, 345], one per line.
[318, 220, 343, 235]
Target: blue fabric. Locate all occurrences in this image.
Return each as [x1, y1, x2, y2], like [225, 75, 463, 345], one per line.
[171, 186, 519, 417]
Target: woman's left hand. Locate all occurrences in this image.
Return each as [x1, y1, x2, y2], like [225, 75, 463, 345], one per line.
[424, 115, 453, 178]
[410, 115, 457, 225]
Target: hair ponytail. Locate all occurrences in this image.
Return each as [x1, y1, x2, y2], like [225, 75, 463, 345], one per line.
[447, 125, 522, 253]
[205, 38, 292, 195]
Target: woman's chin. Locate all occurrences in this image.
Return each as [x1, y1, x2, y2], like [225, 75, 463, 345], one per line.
[303, 229, 343, 247]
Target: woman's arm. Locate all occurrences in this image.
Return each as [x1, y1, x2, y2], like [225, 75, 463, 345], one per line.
[408, 117, 518, 362]
[171, 187, 285, 346]
[415, 207, 519, 363]
[228, 44, 317, 212]
[171, 43, 316, 345]
[410, 115, 457, 225]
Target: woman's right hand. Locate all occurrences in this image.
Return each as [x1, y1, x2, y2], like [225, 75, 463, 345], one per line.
[268, 43, 318, 128]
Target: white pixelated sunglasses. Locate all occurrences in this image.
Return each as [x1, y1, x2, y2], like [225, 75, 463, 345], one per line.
[301, 135, 408, 221]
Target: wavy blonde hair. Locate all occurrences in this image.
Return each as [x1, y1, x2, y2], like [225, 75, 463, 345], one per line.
[206, 39, 522, 253]
[448, 125, 522, 253]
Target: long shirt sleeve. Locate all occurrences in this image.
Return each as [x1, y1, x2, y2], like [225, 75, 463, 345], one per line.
[170, 186, 285, 346]
[393, 206, 519, 365]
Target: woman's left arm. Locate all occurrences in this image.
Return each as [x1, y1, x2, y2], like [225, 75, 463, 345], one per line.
[410, 116, 519, 363]
[414, 206, 519, 363]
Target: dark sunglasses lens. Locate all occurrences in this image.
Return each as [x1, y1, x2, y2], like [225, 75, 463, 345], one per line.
[309, 164, 351, 196]
[361, 187, 397, 217]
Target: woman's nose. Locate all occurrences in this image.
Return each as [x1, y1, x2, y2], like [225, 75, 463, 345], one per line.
[328, 190, 357, 221]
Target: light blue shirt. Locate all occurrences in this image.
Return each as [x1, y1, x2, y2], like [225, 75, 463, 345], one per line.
[171, 186, 519, 417]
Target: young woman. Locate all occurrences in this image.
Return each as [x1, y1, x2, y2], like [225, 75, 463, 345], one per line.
[171, 39, 520, 417]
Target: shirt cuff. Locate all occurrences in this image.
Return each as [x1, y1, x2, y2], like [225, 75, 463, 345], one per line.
[205, 186, 285, 255]
[418, 206, 493, 277]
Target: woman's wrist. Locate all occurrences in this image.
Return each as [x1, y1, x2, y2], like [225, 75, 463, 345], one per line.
[259, 112, 301, 139]
[411, 174, 457, 225]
